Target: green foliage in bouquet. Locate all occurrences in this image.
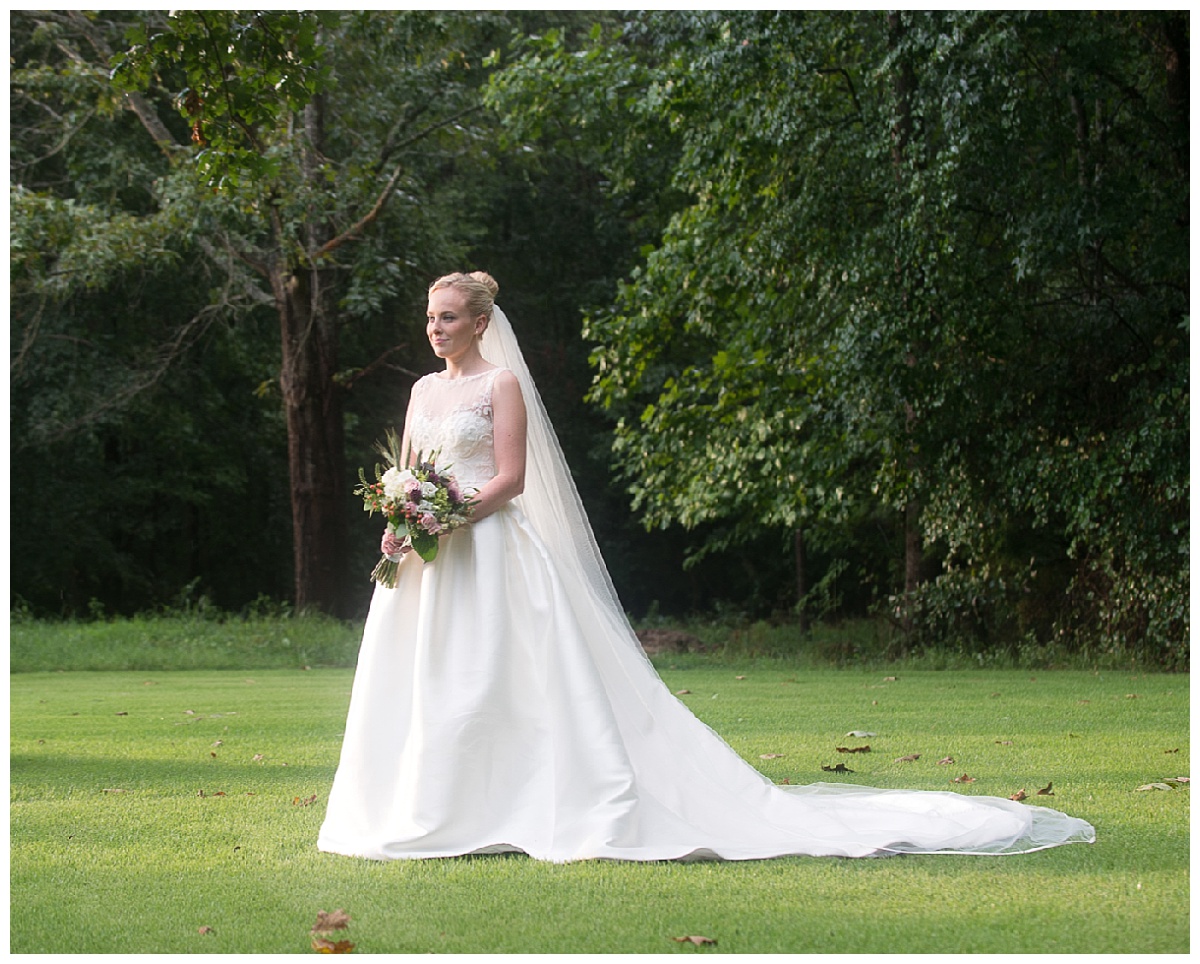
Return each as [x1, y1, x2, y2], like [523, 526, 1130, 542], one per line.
[355, 430, 475, 583]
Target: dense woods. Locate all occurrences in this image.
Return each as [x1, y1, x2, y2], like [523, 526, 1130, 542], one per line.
[10, 11, 1188, 665]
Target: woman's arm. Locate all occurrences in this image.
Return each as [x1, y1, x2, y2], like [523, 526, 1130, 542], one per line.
[466, 369, 527, 522]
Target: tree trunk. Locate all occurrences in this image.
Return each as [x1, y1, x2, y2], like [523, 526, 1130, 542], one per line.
[1159, 12, 1188, 175]
[276, 93, 348, 616]
[275, 264, 347, 616]
[887, 12, 918, 173]
[794, 528, 809, 634]
[904, 495, 921, 591]
[889, 11, 923, 637]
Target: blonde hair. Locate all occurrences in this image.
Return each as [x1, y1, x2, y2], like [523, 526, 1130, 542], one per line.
[428, 271, 499, 320]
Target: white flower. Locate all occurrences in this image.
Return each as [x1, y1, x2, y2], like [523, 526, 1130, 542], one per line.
[419, 480, 438, 499]
[381, 466, 415, 500]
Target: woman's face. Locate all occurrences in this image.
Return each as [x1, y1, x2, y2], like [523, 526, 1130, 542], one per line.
[426, 287, 483, 361]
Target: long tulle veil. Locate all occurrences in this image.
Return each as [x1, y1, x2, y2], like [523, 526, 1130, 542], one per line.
[475, 304, 1096, 858]
[479, 305, 645, 654]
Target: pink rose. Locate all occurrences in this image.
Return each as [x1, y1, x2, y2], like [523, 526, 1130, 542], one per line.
[420, 512, 443, 535]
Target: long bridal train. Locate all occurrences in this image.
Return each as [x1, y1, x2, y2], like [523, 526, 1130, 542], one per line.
[317, 305, 1096, 863]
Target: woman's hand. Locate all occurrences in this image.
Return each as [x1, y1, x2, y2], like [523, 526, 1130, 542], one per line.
[381, 530, 410, 560]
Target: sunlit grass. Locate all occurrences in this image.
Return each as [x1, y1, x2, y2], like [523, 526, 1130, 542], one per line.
[10, 666, 1188, 953]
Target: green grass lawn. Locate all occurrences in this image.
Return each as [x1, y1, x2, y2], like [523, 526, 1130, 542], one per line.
[10, 664, 1189, 953]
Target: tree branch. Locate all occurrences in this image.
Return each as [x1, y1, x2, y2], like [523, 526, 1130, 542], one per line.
[815, 66, 863, 119]
[63, 11, 180, 155]
[312, 103, 483, 260]
[336, 344, 421, 391]
[195, 11, 266, 155]
[10, 104, 97, 170]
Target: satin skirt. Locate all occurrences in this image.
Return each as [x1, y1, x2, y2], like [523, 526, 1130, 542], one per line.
[317, 505, 1095, 862]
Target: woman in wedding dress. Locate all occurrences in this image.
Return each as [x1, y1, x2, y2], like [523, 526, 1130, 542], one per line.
[317, 271, 1095, 863]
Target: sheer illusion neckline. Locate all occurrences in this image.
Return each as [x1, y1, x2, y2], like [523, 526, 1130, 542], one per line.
[431, 367, 499, 382]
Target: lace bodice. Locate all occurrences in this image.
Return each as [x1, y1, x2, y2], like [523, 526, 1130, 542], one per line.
[407, 368, 503, 490]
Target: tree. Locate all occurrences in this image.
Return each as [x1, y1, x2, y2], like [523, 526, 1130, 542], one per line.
[112, 11, 515, 615]
[11, 11, 293, 614]
[13, 10, 510, 615]
[491, 11, 1189, 660]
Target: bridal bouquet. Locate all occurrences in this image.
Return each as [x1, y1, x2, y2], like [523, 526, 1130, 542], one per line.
[355, 430, 475, 586]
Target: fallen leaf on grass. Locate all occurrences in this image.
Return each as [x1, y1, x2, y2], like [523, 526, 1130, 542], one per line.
[311, 910, 354, 953]
[952, 774, 976, 784]
[102, 788, 128, 794]
[779, 778, 791, 785]
[312, 910, 351, 933]
[115, 711, 128, 716]
[822, 763, 854, 773]
[198, 926, 213, 935]
[294, 794, 319, 807]
[895, 753, 920, 763]
[312, 938, 355, 953]
[211, 740, 224, 748]
[675, 689, 691, 696]
[836, 745, 871, 753]
[1125, 693, 1139, 699]
[253, 754, 265, 762]
[1136, 778, 1189, 791]
[883, 676, 898, 682]
[936, 756, 954, 765]
[1037, 782, 1054, 795]
[760, 753, 785, 760]
[735, 675, 747, 680]
[1164, 748, 1179, 754]
[845, 730, 876, 738]
[995, 740, 1013, 746]
[672, 935, 716, 946]
[1010, 789, 1027, 801]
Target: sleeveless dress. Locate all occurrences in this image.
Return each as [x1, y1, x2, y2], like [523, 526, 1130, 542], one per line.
[317, 367, 1095, 862]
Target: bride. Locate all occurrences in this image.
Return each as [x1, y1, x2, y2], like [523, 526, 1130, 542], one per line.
[317, 271, 1095, 862]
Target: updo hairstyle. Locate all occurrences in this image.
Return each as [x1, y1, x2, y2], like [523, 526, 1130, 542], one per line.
[428, 271, 499, 322]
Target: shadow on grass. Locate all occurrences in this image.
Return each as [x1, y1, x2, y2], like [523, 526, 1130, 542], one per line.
[10, 753, 337, 796]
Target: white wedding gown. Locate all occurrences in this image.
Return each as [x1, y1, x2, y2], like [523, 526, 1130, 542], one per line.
[318, 365, 1095, 863]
